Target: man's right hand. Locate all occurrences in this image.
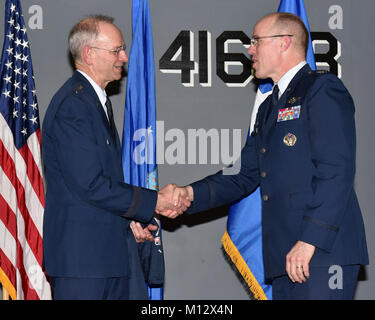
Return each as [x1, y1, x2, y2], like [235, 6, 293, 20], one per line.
[156, 184, 192, 218]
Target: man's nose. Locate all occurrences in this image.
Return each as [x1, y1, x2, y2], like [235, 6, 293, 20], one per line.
[248, 44, 256, 55]
[119, 50, 129, 62]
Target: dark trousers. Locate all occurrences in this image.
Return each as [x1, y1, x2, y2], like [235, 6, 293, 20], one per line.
[50, 277, 130, 300]
[272, 265, 360, 300]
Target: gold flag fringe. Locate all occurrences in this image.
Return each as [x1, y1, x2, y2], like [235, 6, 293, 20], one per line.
[0, 267, 16, 300]
[221, 229, 268, 300]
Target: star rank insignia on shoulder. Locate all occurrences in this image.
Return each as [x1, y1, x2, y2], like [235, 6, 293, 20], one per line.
[73, 85, 84, 95]
[309, 69, 329, 75]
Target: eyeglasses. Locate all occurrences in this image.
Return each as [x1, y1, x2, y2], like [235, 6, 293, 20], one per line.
[91, 44, 127, 55]
[250, 34, 293, 47]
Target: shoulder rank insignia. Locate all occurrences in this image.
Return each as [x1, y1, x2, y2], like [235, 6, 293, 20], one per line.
[277, 105, 301, 122]
[283, 133, 297, 146]
[73, 85, 83, 95]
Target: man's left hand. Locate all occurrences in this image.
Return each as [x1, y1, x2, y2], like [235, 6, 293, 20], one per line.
[286, 240, 316, 283]
[130, 221, 158, 243]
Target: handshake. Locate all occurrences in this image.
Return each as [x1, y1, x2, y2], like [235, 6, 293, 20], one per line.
[130, 184, 194, 243]
[155, 183, 194, 218]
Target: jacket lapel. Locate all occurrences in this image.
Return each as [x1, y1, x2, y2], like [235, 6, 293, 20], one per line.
[72, 71, 119, 147]
[263, 90, 286, 134]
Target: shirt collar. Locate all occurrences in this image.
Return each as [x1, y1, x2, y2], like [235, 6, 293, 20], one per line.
[275, 60, 307, 98]
[77, 70, 107, 107]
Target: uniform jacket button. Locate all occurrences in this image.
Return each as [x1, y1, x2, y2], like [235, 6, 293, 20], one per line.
[262, 194, 269, 201]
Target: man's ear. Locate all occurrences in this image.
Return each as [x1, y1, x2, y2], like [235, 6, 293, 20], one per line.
[81, 45, 93, 65]
[281, 35, 292, 52]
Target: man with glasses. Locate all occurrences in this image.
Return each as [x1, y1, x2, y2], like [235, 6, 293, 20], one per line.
[42, 15, 189, 299]
[169, 12, 368, 299]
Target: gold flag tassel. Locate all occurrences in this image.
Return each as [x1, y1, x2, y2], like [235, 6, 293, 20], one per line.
[221, 229, 268, 300]
[0, 268, 16, 300]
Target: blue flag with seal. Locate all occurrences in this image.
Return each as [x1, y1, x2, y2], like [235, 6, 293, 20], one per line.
[221, 0, 316, 300]
[122, 0, 164, 300]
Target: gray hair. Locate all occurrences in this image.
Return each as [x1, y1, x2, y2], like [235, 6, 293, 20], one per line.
[68, 15, 114, 61]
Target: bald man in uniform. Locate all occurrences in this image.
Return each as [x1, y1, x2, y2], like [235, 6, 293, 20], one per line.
[169, 12, 368, 300]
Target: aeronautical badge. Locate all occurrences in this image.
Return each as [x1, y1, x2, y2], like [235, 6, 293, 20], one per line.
[277, 105, 301, 122]
[288, 96, 301, 104]
[283, 133, 297, 146]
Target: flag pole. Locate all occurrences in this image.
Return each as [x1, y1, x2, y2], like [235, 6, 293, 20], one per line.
[2, 285, 10, 300]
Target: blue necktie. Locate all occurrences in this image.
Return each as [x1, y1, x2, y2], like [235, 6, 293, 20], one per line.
[265, 85, 279, 123]
[271, 84, 279, 107]
[105, 97, 117, 141]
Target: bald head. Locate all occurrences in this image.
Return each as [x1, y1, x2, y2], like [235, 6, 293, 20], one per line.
[259, 12, 309, 58]
[249, 12, 309, 82]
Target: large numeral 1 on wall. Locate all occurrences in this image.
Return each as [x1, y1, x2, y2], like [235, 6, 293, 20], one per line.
[199, 31, 212, 87]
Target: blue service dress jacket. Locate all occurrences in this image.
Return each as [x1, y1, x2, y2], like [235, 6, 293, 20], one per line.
[188, 65, 369, 279]
[42, 71, 158, 279]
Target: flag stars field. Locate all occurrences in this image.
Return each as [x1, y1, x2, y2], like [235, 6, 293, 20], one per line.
[0, 0, 51, 300]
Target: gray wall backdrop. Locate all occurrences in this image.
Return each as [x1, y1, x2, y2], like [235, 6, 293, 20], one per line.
[1, 0, 373, 299]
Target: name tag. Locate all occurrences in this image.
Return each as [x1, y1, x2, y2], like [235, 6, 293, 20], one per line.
[277, 105, 301, 122]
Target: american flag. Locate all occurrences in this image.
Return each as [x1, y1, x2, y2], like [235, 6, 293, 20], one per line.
[0, 0, 51, 299]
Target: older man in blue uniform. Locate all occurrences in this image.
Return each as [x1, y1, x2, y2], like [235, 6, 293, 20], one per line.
[42, 15, 188, 299]
[171, 12, 368, 299]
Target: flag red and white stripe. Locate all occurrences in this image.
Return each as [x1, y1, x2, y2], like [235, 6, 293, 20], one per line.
[0, 0, 51, 300]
